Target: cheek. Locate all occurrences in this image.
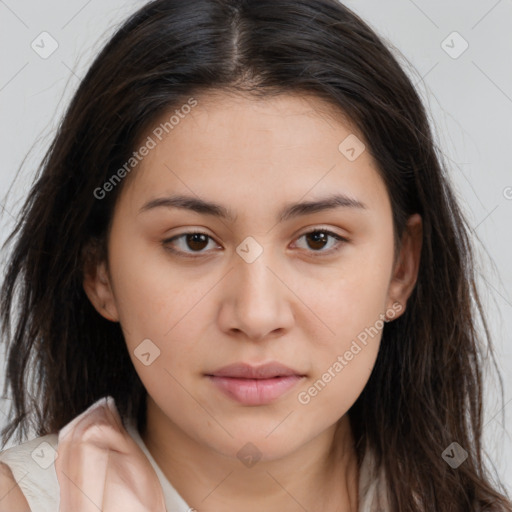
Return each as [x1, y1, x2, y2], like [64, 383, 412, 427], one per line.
[296, 284, 385, 418]
[295, 252, 392, 349]
[293, 236, 392, 399]
[107, 227, 199, 340]
[296, 344, 379, 427]
[108, 258, 212, 386]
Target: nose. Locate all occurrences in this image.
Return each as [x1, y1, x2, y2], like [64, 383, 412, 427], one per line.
[217, 250, 295, 342]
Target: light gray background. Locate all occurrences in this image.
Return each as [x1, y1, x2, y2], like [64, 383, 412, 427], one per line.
[0, 0, 510, 493]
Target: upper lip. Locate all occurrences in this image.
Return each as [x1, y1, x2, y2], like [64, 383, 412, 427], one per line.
[207, 362, 305, 379]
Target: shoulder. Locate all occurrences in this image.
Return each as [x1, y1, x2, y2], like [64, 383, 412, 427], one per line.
[0, 433, 59, 512]
[0, 461, 31, 511]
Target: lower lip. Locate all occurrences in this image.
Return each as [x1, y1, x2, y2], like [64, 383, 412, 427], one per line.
[207, 375, 303, 405]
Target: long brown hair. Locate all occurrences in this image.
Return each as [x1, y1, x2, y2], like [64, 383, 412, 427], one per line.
[1, 0, 510, 509]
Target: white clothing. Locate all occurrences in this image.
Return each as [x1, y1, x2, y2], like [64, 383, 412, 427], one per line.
[0, 399, 388, 511]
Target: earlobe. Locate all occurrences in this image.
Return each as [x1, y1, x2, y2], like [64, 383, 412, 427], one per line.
[83, 258, 119, 323]
[386, 213, 423, 319]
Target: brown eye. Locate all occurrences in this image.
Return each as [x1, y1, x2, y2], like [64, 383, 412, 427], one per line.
[162, 231, 219, 257]
[184, 233, 209, 251]
[163, 228, 348, 259]
[304, 231, 329, 250]
[294, 229, 348, 255]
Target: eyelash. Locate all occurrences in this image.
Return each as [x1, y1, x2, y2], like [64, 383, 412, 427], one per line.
[162, 228, 348, 259]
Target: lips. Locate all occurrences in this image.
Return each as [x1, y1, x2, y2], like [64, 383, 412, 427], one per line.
[205, 362, 306, 405]
[207, 362, 304, 379]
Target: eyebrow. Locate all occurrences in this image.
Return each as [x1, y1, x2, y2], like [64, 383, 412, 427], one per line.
[138, 193, 367, 223]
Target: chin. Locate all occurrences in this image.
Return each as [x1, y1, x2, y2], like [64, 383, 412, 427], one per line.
[202, 425, 309, 463]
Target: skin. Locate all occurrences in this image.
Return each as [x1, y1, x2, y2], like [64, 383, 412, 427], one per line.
[84, 91, 422, 511]
[0, 462, 31, 512]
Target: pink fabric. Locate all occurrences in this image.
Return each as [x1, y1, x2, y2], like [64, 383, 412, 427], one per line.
[55, 396, 167, 512]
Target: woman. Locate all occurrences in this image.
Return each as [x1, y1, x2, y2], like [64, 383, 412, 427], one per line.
[1, 0, 510, 510]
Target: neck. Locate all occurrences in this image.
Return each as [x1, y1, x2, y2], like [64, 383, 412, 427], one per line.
[141, 396, 359, 512]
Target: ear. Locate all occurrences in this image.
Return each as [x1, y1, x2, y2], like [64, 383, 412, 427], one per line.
[82, 243, 119, 323]
[385, 213, 422, 320]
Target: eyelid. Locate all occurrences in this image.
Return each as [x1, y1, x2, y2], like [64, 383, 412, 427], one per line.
[162, 226, 349, 258]
[291, 227, 348, 255]
[162, 229, 221, 258]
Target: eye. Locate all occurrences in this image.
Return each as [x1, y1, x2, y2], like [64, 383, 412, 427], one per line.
[162, 228, 348, 258]
[162, 230, 220, 257]
[292, 228, 348, 256]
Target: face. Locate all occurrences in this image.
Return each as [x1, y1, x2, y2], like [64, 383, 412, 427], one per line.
[84, 91, 421, 461]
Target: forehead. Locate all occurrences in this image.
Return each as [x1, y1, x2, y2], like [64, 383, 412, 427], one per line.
[118, 91, 389, 219]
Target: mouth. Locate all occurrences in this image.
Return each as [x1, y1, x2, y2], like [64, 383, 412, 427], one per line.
[205, 362, 306, 406]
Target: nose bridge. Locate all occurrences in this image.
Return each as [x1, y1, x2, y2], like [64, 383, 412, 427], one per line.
[224, 242, 293, 339]
[235, 247, 280, 308]
[233, 233, 276, 289]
